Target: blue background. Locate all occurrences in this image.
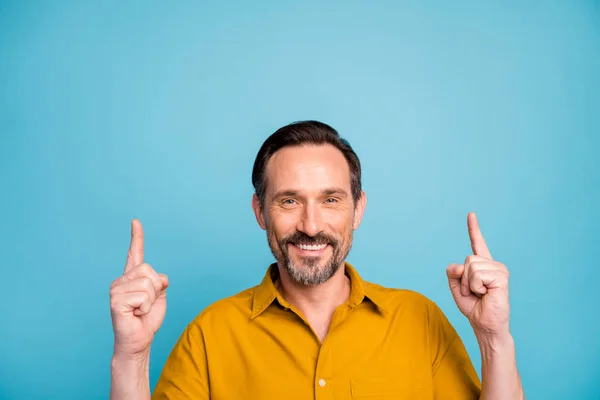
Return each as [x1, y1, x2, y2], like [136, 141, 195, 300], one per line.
[1, 1, 599, 398]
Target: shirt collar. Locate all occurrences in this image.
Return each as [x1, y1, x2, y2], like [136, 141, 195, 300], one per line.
[250, 262, 388, 319]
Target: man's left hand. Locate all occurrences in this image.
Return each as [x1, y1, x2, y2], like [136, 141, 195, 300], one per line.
[446, 212, 511, 337]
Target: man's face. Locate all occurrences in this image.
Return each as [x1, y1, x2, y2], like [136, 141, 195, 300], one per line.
[252, 144, 366, 286]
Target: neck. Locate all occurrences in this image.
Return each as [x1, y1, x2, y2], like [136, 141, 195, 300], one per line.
[275, 263, 351, 318]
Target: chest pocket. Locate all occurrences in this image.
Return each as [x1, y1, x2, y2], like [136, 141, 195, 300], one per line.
[350, 378, 423, 399]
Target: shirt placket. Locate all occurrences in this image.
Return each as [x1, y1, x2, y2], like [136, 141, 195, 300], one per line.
[313, 303, 356, 400]
[314, 336, 333, 400]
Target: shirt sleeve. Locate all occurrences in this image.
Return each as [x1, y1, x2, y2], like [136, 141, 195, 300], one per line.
[151, 322, 210, 400]
[427, 301, 481, 399]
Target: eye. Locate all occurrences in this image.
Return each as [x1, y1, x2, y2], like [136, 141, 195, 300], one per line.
[325, 198, 338, 204]
[282, 199, 296, 205]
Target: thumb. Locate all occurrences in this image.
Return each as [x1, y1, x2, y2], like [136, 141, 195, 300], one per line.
[446, 263, 464, 300]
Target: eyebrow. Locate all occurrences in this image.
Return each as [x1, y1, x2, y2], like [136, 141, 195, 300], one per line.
[272, 187, 349, 199]
[322, 187, 349, 197]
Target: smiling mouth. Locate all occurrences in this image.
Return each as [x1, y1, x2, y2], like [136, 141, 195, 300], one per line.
[292, 242, 328, 251]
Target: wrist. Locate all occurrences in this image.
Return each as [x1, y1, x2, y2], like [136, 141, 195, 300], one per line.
[472, 322, 511, 343]
[111, 350, 150, 373]
[110, 351, 150, 399]
[113, 342, 151, 361]
[475, 331, 515, 359]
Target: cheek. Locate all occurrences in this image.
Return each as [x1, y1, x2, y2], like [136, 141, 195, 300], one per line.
[323, 209, 354, 232]
[268, 210, 300, 236]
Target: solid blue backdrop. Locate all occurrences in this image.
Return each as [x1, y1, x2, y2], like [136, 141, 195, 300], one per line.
[0, 1, 598, 399]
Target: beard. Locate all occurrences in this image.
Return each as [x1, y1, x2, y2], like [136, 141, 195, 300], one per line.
[267, 229, 353, 286]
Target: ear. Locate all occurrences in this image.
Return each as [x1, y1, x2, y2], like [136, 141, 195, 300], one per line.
[252, 193, 267, 230]
[352, 191, 367, 230]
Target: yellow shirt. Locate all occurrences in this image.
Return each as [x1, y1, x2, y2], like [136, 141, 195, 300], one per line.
[153, 263, 481, 399]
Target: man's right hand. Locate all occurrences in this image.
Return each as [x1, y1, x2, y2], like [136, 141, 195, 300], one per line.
[110, 219, 169, 358]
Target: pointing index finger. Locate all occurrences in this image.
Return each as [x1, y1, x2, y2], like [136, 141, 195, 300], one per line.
[125, 219, 144, 273]
[467, 212, 492, 259]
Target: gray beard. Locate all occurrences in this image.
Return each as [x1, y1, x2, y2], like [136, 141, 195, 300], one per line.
[275, 235, 353, 286]
[282, 257, 341, 286]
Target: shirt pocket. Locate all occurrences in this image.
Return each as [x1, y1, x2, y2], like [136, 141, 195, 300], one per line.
[350, 378, 423, 399]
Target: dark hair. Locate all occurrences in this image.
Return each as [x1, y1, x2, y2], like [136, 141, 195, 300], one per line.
[252, 120, 362, 207]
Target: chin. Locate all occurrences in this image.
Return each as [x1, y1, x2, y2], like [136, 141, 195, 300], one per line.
[294, 256, 328, 270]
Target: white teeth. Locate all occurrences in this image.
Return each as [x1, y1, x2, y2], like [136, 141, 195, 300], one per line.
[296, 243, 327, 251]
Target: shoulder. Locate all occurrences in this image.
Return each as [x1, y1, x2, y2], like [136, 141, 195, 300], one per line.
[363, 280, 444, 319]
[363, 280, 458, 341]
[364, 280, 435, 306]
[187, 284, 258, 329]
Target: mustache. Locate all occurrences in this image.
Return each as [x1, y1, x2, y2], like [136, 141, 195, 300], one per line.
[281, 231, 339, 246]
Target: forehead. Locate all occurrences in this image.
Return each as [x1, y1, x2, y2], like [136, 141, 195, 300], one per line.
[264, 144, 351, 194]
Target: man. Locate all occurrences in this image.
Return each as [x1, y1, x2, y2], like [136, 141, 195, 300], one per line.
[110, 121, 525, 399]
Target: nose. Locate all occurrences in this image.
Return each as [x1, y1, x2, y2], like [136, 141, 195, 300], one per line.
[297, 201, 324, 237]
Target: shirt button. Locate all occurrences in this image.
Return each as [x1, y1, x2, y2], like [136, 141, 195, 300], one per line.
[318, 379, 326, 387]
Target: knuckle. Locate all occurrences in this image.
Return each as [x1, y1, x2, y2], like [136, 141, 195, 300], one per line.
[141, 277, 156, 293]
[139, 263, 155, 276]
[109, 297, 120, 310]
[492, 261, 507, 274]
[470, 262, 482, 273]
[141, 293, 152, 308]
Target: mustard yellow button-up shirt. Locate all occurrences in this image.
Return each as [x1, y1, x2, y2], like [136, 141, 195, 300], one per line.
[153, 263, 481, 399]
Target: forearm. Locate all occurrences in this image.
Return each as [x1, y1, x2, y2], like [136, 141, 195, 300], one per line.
[476, 332, 524, 400]
[110, 352, 151, 400]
